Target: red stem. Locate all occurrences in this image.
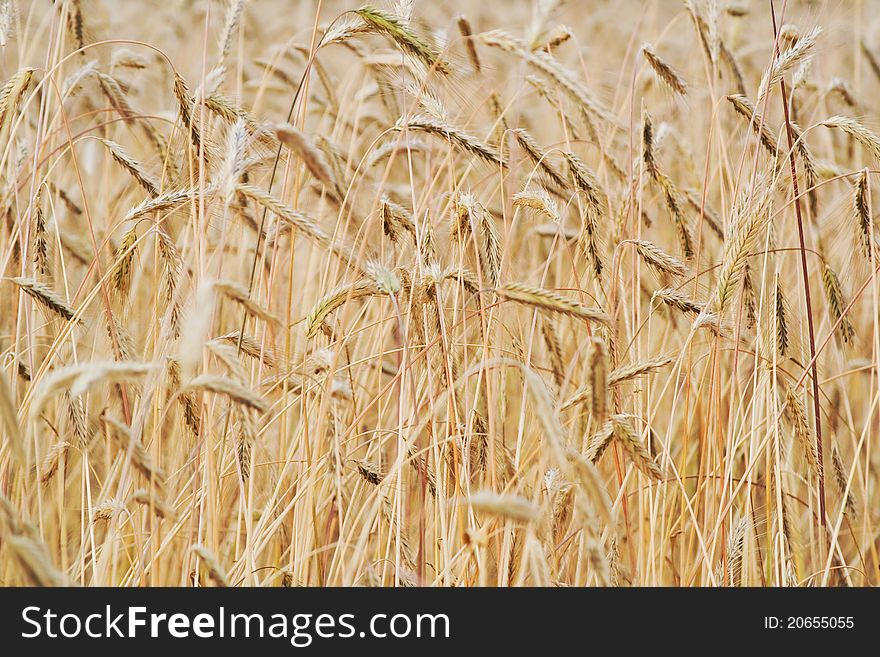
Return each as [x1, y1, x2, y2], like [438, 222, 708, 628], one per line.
[770, 1, 828, 535]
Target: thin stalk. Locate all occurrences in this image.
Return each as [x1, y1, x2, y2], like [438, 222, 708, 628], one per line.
[770, 1, 828, 537]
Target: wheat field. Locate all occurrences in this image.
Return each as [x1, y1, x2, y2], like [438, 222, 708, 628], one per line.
[0, 0, 878, 587]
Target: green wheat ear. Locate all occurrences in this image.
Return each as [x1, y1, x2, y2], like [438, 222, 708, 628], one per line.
[355, 5, 450, 75]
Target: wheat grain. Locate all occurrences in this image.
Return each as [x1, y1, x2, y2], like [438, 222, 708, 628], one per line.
[10, 277, 77, 322]
[726, 94, 779, 157]
[512, 188, 559, 222]
[305, 279, 381, 338]
[612, 417, 665, 481]
[191, 544, 230, 587]
[131, 488, 175, 520]
[397, 114, 505, 166]
[0, 495, 67, 586]
[498, 282, 609, 324]
[711, 179, 773, 313]
[480, 30, 616, 125]
[276, 123, 340, 197]
[0, 67, 33, 127]
[541, 317, 565, 388]
[784, 385, 819, 478]
[774, 280, 790, 358]
[214, 279, 281, 325]
[98, 138, 159, 197]
[123, 188, 202, 223]
[642, 43, 687, 96]
[353, 458, 385, 485]
[758, 26, 821, 100]
[821, 263, 855, 343]
[185, 375, 268, 414]
[654, 288, 703, 315]
[0, 371, 23, 464]
[464, 491, 540, 522]
[633, 240, 688, 277]
[356, 5, 449, 75]
[456, 15, 480, 73]
[822, 116, 880, 160]
[831, 443, 855, 515]
[511, 128, 568, 189]
[853, 169, 872, 257]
